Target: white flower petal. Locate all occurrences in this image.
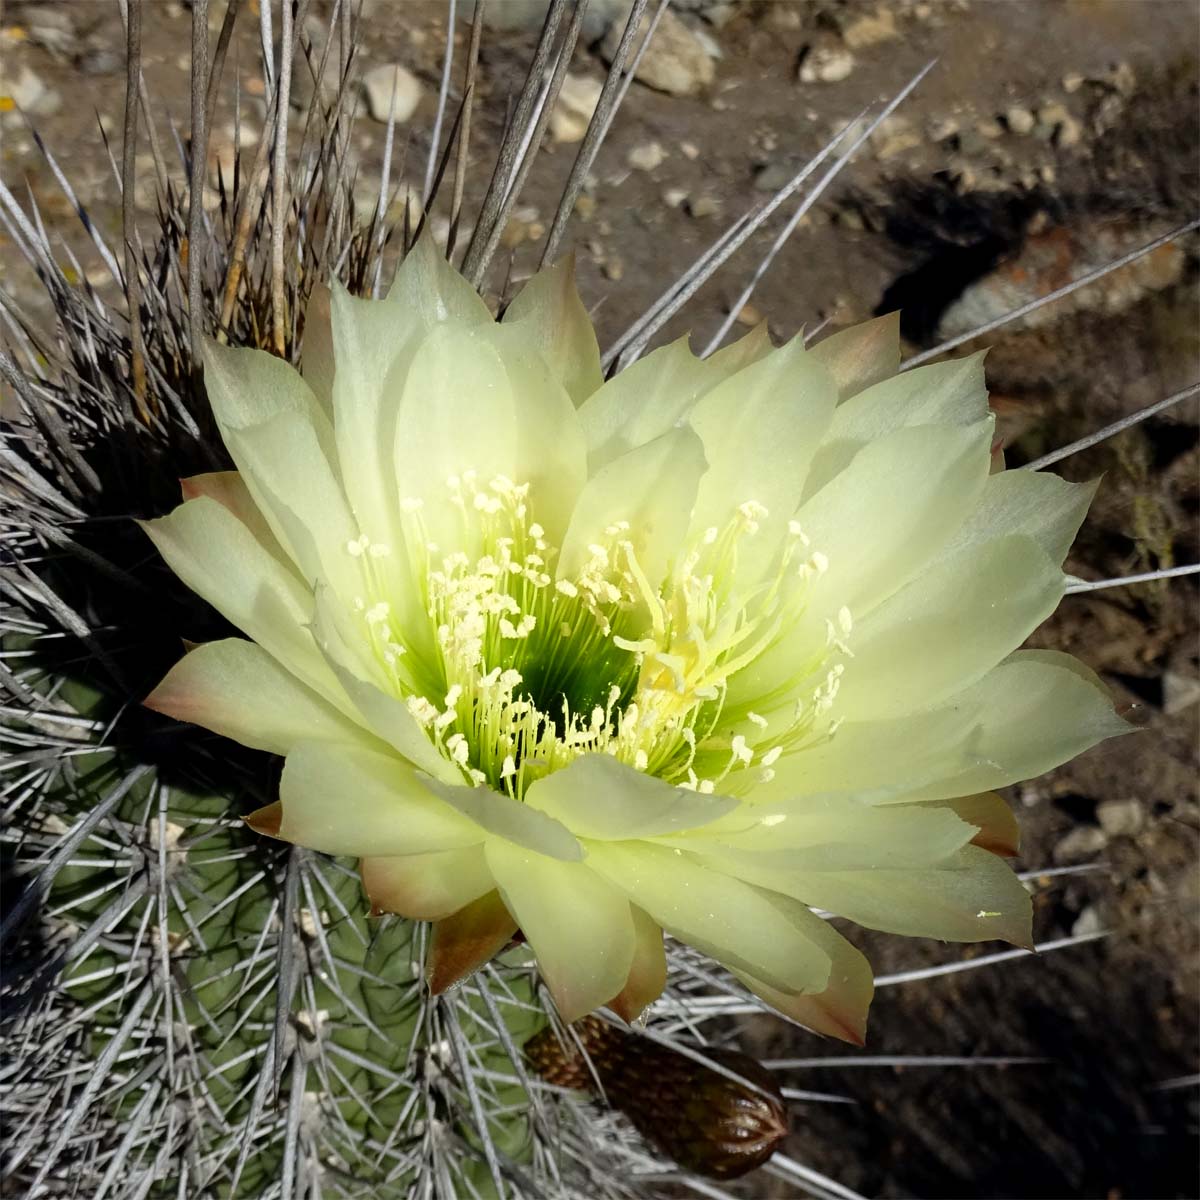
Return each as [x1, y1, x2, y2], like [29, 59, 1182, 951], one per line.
[835, 534, 1064, 721]
[386, 229, 495, 327]
[299, 282, 336, 419]
[728, 420, 992, 706]
[729, 893, 873, 1045]
[224, 408, 362, 595]
[276, 741, 483, 856]
[139, 496, 336, 700]
[586, 841, 831, 994]
[686, 337, 838, 579]
[940, 469, 1098, 567]
[756, 844, 1034, 948]
[908, 649, 1134, 802]
[179, 471, 291, 567]
[805, 352, 988, 497]
[501, 254, 604, 405]
[202, 339, 334, 452]
[421, 778, 582, 861]
[757, 649, 1128, 806]
[486, 838, 635, 1022]
[579, 330, 766, 471]
[681, 798, 977, 870]
[807, 313, 901, 402]
[361, 845, 495, 921]
[558, 427, 707, 587]
[525, 753, 737, 839]
[145, 639, 371, 755]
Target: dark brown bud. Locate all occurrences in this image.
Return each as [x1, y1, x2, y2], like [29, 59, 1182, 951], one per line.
[526, 1015, 788, 1180]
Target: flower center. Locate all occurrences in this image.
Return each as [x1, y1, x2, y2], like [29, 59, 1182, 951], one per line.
[354, 474, 851, 799]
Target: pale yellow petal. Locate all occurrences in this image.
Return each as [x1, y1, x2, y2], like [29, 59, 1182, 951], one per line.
[501, 254, 603, 405]
[586, 841, 831, 994]
[139, 496, 336, 701]
[276, 741, 482, 856]
[805, 351, 988, 496]
[526, 753, 736, 840]
[835, 534, 1064, 722]
[486, 839, 635, 1022]
[730, 896, 873, 1045]
[941, 470, 1098, 567]
[422, 778, 582, 861]
[608, 904, 667, 1023]
[728, 420, 992, 706]
[686, 337, 838, 580]
[361, 845, 494, 921]
[558, 427, 706, 587]
[806, 312, 901, 402]
[145, 639, 370, 756]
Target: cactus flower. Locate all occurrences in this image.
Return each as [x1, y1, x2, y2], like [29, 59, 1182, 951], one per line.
[142, 238, 1128, 1041]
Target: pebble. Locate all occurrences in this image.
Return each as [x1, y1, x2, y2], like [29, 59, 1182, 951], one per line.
[602, 256, 625, 282]
[1035, 101, 1082, 148]
[600, 7, 715, 97]
[1163, 670, 1200, 715]
[753, 162, 794, 192]
[1004, 105, 1035, 136]
[549, 73, 602, 144]
[362, 63, 422, 124]
[2, 65, 61, 117]
[1096, 799, 1145, 838]
[627, 141, 666, 171]
[680, 140, 700, 160]
[77, 44, 123, 76]
[735, 302, 762, 326]
[1053, 824, 1108, 864]
[662, 186, 689, 209]
[1071, 905, 1105, 939]
[798, 46, 856, 85]
[1062, 71, 1084, 94]
[842, 7, 899, 49]
[24, 8, 75, 58]
[687, 194, 721, 219]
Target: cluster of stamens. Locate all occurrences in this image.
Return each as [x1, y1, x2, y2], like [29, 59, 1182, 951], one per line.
[344, 472, 853, 799]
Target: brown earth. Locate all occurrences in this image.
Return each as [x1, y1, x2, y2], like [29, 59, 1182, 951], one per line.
[1, 1, 1197, 1197]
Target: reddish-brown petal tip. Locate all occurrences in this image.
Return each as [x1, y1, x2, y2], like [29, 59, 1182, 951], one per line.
[427, 891, 518, 995]
[245, 801, 284, 838]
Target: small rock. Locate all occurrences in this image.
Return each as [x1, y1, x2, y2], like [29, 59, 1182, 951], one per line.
[680, 140, 700, 160]
[1107, 61, 1137, 97]
[1062, 71, 1084, 94]
[2, 65, 62, 117]
[1004, 105, 1035, 136]
[76, 44, 123, 76]
[798, 46, 855, 85]
[735, 302, 762, 326]
[1071, 905, 1105, 938]
[25, 8, 75, 58]
[1035, 101, 1082, 148]
[573, 194, 597, 221]
[927, 115, 960, 142]
[690, 26, 724, 61]
[975, 117, 1004, 140]
[550, 73, 602, 144]
[765, 6, 802, 31]
[627, 140, 666, 171]
[1163, 670, 1200, 715]
[1096, 799, 1145, 838]
[362, 63, 422, 124]
[703, 3, 739, 28]
[753, 161, 793, 192]
[662, 186, 689, 208]
[875, 129, 921, 160]
[842, 7, 899, 49]
[1053, 824, 1108, 864]
[602, 256, 625, 281]
[599, 7, 715, 97]
[687, 194, 721, 219]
